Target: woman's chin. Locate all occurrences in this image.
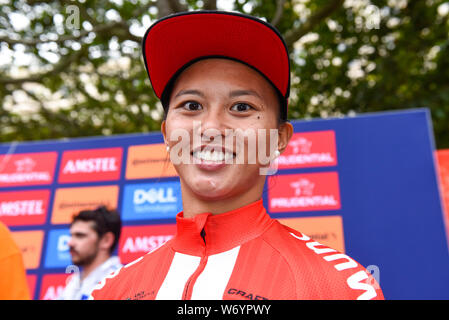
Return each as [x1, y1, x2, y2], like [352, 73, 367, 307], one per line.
[190, 178, 233, 200]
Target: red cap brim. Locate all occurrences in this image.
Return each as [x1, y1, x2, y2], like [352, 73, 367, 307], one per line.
[142, 11, 290, 103]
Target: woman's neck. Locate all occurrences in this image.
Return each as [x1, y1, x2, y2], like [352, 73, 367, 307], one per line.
[180, 182, 264, 218]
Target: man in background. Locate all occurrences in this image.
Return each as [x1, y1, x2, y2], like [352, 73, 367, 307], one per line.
[58, 206, 122, 300]
[0, 221, 30, 300]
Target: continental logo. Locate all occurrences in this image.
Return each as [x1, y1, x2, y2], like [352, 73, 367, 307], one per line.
[118, 224, 176, 264]
[277, 131, 337, 169]
[268, 172, 341, 213]
[126, 144, 177, 179]
[10, 230, 44, 270]
[0, 190, 50, 226]
[58, 147, 122, 183]
[278, 215, 345, 253]
[0, 152, 57, 187]
[51, 185, 119, 224]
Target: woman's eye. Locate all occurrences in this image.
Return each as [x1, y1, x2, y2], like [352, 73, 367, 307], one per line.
[182, 101, 202, 111]
[231, 103, 253, 112]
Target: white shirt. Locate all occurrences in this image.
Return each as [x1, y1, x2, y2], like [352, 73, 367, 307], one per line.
[57, 256, 122, 300]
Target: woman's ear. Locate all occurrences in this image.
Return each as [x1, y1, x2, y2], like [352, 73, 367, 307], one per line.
[277, 122, 293, 154]
[161, 120, 167, 146]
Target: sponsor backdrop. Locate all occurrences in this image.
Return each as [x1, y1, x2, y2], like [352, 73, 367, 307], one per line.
[1, 108, 449, 300]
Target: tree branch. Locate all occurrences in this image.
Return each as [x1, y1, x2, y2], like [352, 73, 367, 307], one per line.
[107, 21, 143, 43]
[75, 3, 98, 26]
[156, 0, 174, 18]
[203, 0, 217, 11]
[75, 78, 103, 106]
[271, 0, 286, 27]
[0, 49, 85, 85]
[283, 0, 344, 51]
[0, 21, 133, 46]
[167, 0, 188, 13]
[132, 0, 158, 17]
[22, 86, 83, 135]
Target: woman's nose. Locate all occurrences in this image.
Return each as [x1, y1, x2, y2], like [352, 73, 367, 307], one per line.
[195, 107, 227, 143]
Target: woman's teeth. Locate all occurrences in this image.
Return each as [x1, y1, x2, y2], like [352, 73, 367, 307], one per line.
[193, 150, 234, 162]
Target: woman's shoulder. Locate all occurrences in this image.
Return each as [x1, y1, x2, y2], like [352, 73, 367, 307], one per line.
[259, 221, 384, 300]
[90, 240, 174, 300]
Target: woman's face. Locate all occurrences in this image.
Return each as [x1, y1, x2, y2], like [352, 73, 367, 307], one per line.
[162, 58, 292, 202]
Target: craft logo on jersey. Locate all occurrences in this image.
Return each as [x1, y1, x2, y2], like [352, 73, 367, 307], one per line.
[277, 131, 337, 169]
[268, 172, 341, 212]
[44, 229, 72, 268]
[0, 190, 50, 226]
[58, 147, 122, 183]
[0, 152, 57, 187]
[119, 224, 177, 264]
[122, 181, 182, 221]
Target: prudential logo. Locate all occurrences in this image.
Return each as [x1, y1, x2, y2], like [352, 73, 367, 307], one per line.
[122, 181, 182, 221]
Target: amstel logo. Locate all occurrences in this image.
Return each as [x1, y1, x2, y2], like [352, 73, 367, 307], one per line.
[58, 147, 122, 183]
[118, 224, 176, 264]
[0, 190, 50, 226]
[39, 274, 70, 300]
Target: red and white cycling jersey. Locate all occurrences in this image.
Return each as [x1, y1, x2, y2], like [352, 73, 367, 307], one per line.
[91, 199, 384, 300]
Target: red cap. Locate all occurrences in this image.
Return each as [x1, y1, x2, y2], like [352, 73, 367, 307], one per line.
[142, 11, 290, 115]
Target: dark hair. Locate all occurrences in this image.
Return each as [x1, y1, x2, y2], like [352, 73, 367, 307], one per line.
[160, 57, 288, 124]
[71, 206, 122, 254]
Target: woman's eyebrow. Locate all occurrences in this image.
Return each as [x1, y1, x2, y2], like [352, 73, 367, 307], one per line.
[174, 89, 204, 98]
[229, 89, 262, 99]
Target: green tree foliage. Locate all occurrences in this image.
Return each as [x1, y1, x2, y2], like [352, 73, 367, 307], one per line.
[1, 0, 448, 147]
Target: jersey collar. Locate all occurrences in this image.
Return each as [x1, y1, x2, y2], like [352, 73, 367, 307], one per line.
[171, 199, 272, 256]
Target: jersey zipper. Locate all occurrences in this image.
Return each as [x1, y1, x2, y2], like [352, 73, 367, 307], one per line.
[182, 228, 208, 300]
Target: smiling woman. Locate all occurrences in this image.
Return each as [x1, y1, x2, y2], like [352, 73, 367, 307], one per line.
[90, 10, 384, 301]
[160, 58, 290, 215]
